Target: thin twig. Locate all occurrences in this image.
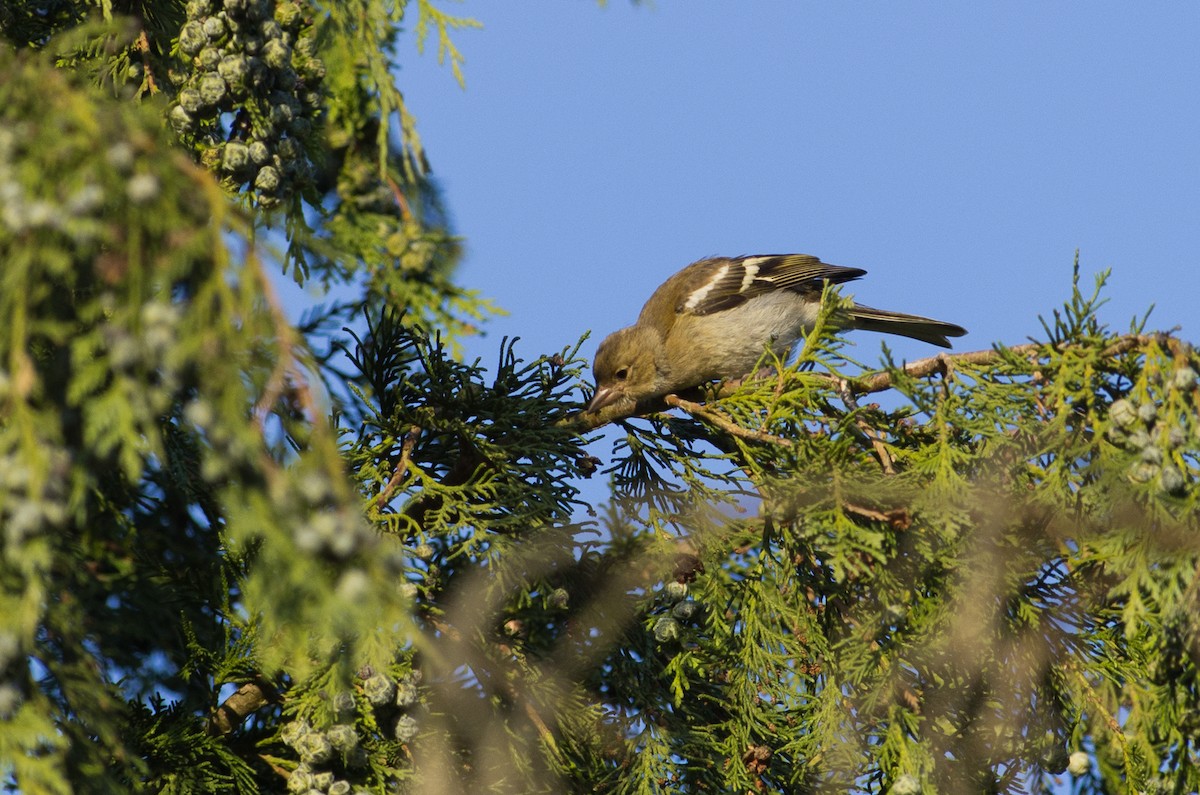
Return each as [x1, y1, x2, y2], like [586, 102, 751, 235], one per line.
[516, 686, 560, 754]
[374, 425, 423, 510]
[843, 333, 1159, 396]
[385, 176, 413, 221]
[842, 502, 911, 529]
[835, 378, 895, 475]
[134, 30, 158, 94]
[249, 248, 317, 429]
[664, 395, 793, 447]
[1066, 660, 1127, 753]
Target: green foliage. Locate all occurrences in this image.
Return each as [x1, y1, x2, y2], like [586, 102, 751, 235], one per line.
[569, 266, 1200, 794]
[0, 41, 416, 793]
[3, 2, 1200, 794]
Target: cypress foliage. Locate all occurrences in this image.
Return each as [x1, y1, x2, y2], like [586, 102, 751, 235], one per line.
[2, 4, 1198, 794]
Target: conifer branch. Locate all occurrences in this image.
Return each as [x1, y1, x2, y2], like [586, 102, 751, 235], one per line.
[843, 332, 1168, 395]
[399, 439, 486, 531]
[663, 394, 793, 447]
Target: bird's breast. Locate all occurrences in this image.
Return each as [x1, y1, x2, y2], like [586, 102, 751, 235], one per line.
[669, 292, 822, 383]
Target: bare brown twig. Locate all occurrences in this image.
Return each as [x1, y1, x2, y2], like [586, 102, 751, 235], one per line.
[843, 333, 1162, 396]
[374, 425, 423, 510]
[663, 395, 793, 448]
[249, 248, 318, 430]
[835, 378, 896, 475]
[385, 176, 413, 221]
[134, 31, 158, 94]
[842, 502, 911, 529]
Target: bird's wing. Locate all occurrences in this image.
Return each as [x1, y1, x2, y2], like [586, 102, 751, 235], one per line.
[674, 254, 866, 316]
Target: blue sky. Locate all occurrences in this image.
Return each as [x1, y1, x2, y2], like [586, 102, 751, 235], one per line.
[396, 2, 1199, 373]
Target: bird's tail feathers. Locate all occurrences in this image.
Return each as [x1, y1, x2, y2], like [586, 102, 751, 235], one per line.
[848, 305, 967, 349]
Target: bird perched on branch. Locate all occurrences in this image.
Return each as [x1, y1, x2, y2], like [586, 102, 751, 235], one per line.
[587, 254, 966, 413]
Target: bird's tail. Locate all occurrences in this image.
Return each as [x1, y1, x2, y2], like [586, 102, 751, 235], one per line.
[848, 304, 967, 349]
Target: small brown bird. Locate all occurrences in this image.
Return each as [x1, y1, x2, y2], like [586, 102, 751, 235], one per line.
[587, 254, 966, 413]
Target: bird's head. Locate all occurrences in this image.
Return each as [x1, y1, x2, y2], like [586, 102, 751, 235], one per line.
[587, 326, 669, 413]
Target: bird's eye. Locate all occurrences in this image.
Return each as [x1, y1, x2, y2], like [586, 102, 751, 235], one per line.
[614, 368, 629, 381]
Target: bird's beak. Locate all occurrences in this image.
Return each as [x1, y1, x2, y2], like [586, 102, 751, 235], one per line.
[585, 385, 623, 413]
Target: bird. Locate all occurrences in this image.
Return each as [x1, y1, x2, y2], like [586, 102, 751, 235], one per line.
[586, 254, 966, 413]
